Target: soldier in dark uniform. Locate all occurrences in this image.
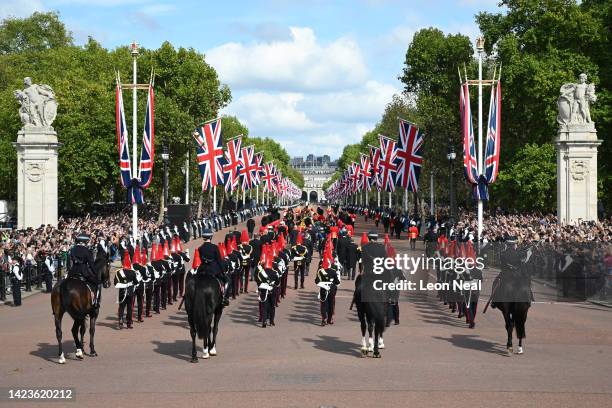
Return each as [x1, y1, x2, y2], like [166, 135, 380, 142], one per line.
[291, 233, 308, 289]
[131, 247, 146, 323]
[238, 230, 253, 293]
[424, 227, 438, 258]
[316, 255, 341, 325]
[114, 252, 137, 329]
[249, 234, 262, 282]
[198, 228, 230, 306]
[345, 236, 359, 280]
[9, 256, 23, 306]
[69, 234, 100, 307]
[256, 255, 279, 328]
[141, 246, 155, 318]
[382, 213, 390, 233]
[336, 228, 350, 277]
[247, 218, 256, 237]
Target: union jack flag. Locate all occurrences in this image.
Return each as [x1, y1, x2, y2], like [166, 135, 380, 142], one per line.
[138, 83, 155, 189]
[116, 80, 132, 190]
[254, 152, 264, 186]
[369, 145, 381, 191]
[194, 118, 225, 190]
[261, 161, 276, 193]
[484, 81, 501, 184]
[395, 119, 424, 192]
[379, 135, 398, 192]
[239, 145, 258, 190]
[349, 162, 360, 193]
[223, 136, 242, 192]
[360, 154, 371, 192]
[461, 83, 478, 185]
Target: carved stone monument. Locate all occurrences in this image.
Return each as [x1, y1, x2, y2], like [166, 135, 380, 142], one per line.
[13, 77, 60, 229]
[555, 74, 602, 224]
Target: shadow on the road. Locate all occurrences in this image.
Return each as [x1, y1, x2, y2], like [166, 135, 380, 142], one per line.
[288, 291, 322, 325]
[302, 335, 361, 358]
[162, 314, 189, 329]
[432, 334, 508, 356]
[96, 314, 119, 330]
[227, 293, 260, 326]
[151, 339, 194, 362]
[30, 342, 85, 362]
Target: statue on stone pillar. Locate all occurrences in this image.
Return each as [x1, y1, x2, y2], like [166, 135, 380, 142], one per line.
[557, 73, 597, 127]
[13, 77, 58, 128]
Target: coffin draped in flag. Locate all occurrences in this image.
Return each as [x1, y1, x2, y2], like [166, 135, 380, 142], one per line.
[395, 119, 424, 192]
[379, 135, 398, 192]
[223, 135, 242, 192]
[115, 77, 155, 204]
[460, 82, 487, 200]
[194, 118, 225, 190]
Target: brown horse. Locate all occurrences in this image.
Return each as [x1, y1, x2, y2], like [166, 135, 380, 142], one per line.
[51, 251, 110, 364]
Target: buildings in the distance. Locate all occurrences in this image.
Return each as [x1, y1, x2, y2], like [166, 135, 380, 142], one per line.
[291, 154, 337, 202]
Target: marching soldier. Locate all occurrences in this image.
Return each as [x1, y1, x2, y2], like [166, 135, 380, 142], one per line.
[131, 247, 145, 323]
[141, 246, 154, 318]
[197, 228, 230, 306]
[238, 230, 253, 293]
[115, 252, 136, 329]
[291, 233, 308, 289]
[256, 251, 279, 328]
[316, 253, 341, 326]
[408, 221, 419, 249]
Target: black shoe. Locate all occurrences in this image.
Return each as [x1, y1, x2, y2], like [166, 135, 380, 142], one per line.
[270, 321, 275, 326]
[223, 298, 230, 307]
[262, 322, 267, 328]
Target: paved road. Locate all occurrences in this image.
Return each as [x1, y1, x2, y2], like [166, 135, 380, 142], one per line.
[1, 215, 611, 408]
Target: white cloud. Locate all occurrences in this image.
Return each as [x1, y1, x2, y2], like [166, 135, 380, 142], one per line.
[207, 27, 368, 92]
[0, 0, 44, 19]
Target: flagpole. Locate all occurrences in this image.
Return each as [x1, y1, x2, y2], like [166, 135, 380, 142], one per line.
[185, 151, 190, 205]
[213, 186, 217, 214]
[131, 42, 139, 242]
[430, 173, 434, 217]
[377, 190, 380, 207]
[388, 191, 391, 208]
[477, 36, 484, 244]
[403, 189, 408, 213]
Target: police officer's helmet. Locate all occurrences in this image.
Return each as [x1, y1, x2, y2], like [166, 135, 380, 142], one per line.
[76, 234, 90, 245]
[202, 228, 214, 239]
[367, 231, 378, 241]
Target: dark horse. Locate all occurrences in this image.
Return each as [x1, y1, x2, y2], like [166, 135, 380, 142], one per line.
[184, 269, 223, 362]
[489, 254, 532, 355]
[352, 242, 393, 358]
[51, 251, 110, 364]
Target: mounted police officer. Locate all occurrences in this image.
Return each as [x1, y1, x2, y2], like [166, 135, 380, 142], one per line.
[69, 234, 100, 307]
[197, 228, 230, 306]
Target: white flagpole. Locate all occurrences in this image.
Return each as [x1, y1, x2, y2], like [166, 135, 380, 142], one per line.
[213, 186, 217, 214]
[403, 189, 408, 212]
[388, 191, 392, 208]
[377, 190, 380, 207]
[477, 36, 484, 244]
[131, 42, 139, 242]
[430, 174, 434, 216]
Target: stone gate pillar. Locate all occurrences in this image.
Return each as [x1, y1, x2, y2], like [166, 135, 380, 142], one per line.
[555, 74, 602, 224]
[13, 77, 60, 229]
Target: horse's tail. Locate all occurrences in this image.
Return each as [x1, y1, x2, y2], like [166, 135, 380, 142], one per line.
[514, 302, 529, 339]
[193, 283, 207, 340]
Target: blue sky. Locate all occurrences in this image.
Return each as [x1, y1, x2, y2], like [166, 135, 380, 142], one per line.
[1, 0, 503, 158]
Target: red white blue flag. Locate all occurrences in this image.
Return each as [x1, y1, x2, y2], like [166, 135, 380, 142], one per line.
[223, 135, 242, 192]
[485, 81, 501, 184]
[238, 145, 258, 190]
[360, 154, 371, 192]
[194, 118, 225, 190]
[395, 119, 423, 192]
[461, 82, 488, 200]
[116, 80, 132, 190]
[138, 83, 155, 189]
[261, 161, 276, 193]
[379, 135, 398, 192]
[369, 145, 381, 191]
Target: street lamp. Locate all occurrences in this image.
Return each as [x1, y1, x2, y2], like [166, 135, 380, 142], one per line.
[447, 141, 457, 224]
[161, 144, 169, 216]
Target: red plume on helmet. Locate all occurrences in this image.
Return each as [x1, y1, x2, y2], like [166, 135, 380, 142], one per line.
[277, 233, 286, 249]
[384, 234, 390, 246]
[260, 244, 268, 265]
[296, 232, 303, 245]
[218, 242, 227, 258]
[191, 249, 201, 270]
[132, 246, 141, 265]
[163, 241, 170, 258]
[150, 243, 157, 261]
[176, 238, 184, 253]
[264, 252, 273, 270]
[241, 229, 249, 244]
[231, 236, 237, 252]
[170, 237, 177, 254]
[346, 224, 354, 237]
[122, 251, 133, 270]
[360, 232, 369, 246]
[141, 246, 148, 264]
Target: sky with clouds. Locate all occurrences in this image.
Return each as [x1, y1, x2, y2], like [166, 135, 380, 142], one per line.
[1, 0, 503, 158]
